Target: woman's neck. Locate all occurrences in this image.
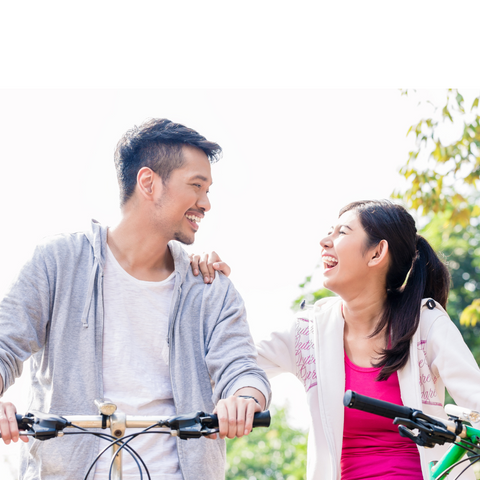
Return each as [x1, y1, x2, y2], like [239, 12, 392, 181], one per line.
[342, 292, 388, 367]
[342, 294, 387, 337]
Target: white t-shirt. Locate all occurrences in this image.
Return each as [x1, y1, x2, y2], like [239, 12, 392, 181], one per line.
[93, 246, 183, 480]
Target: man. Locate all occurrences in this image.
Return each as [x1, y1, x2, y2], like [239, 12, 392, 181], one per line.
[0, 118, 271, 479]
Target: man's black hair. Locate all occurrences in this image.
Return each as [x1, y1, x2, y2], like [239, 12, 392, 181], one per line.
[114, 118, 222, 206]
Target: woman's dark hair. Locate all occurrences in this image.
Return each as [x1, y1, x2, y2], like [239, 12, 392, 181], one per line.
[339, 200, 450, 380]
[114, 118, 222, 206]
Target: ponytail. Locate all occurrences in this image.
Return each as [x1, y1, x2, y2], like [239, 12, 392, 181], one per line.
[413, 235, 450, 309]
[374, 234, 450, 380]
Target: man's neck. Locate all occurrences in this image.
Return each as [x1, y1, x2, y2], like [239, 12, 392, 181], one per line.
[107, 212, 175, 282]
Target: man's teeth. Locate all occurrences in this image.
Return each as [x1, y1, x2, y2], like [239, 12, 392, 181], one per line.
[186, 214, 202, 223]
[323, 256, 338, 267]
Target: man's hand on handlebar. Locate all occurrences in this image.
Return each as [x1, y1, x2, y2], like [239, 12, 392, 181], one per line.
[0, 401, 29, 445]
[209, 389, 265, 440]
[189, 251, 231, 284]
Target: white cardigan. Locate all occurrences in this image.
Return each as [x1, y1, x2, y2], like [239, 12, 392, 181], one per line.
[257, 297, 480, 480]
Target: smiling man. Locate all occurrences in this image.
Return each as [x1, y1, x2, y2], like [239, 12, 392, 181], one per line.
[0, 119, 271, 480]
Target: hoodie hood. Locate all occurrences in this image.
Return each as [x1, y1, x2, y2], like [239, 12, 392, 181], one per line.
[84, 219, 108, 269]
[81, 220, 191, 328]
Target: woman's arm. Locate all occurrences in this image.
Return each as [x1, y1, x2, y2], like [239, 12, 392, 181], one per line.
[427, 313, 480, 412]
[256, 319, 297, 379]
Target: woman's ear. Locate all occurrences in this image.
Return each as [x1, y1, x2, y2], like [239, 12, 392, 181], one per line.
[368, 239, 389, 267]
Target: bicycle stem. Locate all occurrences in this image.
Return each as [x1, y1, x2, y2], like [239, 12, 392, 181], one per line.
[110, 412, 126, 480]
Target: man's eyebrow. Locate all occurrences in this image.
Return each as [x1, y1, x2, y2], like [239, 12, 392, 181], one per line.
[189, 174, 212, 185]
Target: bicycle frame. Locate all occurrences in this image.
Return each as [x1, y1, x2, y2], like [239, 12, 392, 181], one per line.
[429, 424, 480, 480]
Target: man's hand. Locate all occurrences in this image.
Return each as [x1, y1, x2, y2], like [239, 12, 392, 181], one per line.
[210, 388, 266, 440]
[0, 401, 28, 445]
[189, 251, 231, 284]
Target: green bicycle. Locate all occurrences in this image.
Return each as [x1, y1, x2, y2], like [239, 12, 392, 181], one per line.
[344, 390, 480, 479]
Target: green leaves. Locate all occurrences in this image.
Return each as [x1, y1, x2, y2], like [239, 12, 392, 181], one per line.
[421, 214, 480, 358]
[226, 405, 308, 480]
[396, 89, 480, 230]
[396, 89, 480, 333]
[460, 299, 480, 327]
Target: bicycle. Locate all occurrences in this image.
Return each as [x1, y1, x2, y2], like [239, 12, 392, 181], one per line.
[344, 390, 480, 479]
[1, 398, 271, 480]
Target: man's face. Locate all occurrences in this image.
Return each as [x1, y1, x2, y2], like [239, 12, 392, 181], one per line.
[153, 146, 212, 245]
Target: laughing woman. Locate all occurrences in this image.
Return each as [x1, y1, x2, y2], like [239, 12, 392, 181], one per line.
[255, 200, 480, 480]
[192, 199, 480, 480]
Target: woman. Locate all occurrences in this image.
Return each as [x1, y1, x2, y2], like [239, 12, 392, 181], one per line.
[192, 199, 480, 480]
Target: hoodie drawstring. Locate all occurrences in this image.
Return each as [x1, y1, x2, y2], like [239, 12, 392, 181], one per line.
[81, 258, 99, 328]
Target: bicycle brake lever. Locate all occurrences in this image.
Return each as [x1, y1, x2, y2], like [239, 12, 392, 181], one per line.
[394, 415, 457, 448]
[393, 417, 420, 431]
[168, 411, 208, 440]
[398, 425, 427, 446]
[28, 411, 70, 441]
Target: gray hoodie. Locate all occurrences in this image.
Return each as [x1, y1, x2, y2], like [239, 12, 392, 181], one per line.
[0, 220, 271, 479]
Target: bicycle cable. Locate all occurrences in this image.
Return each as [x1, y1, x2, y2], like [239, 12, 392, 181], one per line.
[433, 451, 480, 479]
[106, 424, 169, 480]
[454, 454, 480, 480]
[65, 426, 147, 480]
[81, 425, 172, 480]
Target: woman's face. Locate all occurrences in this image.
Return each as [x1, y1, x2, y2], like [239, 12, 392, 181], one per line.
[320, 210, 376, 297]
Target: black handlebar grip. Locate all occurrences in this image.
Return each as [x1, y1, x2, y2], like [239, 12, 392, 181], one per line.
[251, 410, 271, 428]
[208, 410, 271, 429]
[343, 390, 415, 420]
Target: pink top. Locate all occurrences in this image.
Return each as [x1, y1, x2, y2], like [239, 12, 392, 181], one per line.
[341, 352, 422, 479]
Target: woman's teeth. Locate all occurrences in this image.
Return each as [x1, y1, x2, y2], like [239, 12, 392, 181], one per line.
[323, 256, 338, 268]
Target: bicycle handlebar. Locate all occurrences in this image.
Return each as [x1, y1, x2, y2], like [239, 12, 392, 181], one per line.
[343, 390, 417, 420]
[343, 390, 465, 448]
[2, 410, 271, 441]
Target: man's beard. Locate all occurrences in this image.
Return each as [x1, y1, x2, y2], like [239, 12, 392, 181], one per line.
[173, 231, 194, 245]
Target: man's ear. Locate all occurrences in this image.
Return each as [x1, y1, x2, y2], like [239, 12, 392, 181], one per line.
[137, 167, 158, 200]
[368, 239, 389, 267]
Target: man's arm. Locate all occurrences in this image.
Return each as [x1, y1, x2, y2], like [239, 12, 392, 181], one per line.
[202, 277, 271, 440]
[0, 244, 52, 444]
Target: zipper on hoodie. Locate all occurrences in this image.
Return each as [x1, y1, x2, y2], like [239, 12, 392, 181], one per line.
[167, 279, 187, 480]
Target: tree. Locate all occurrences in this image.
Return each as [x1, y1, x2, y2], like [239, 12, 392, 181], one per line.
[395, 89, 480, 326]
[396, 89, 480, 227]
[421, 213, 480, 361]
[225, 405, 308, 480]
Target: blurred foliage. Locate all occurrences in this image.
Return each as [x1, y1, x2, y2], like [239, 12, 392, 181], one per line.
[421, 214, 480, 360]
[225, 406, 308, 480]
[396, 89, 480, 328]
[291, 281, 336, 311]
[291, 261, 336, 310]
[395, 89, 480, 228]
